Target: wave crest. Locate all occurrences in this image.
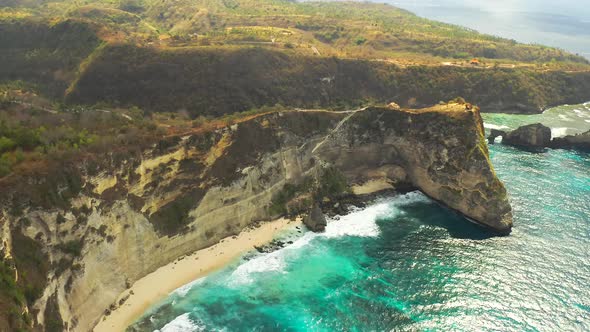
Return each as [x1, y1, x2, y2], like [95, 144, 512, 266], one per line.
[157, 313, 205, 332]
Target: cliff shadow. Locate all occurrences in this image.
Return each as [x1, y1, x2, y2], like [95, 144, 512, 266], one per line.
[393, 197, 496, 240]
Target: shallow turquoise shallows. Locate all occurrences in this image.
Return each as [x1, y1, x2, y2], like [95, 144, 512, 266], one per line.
[131, 104, 590, 332]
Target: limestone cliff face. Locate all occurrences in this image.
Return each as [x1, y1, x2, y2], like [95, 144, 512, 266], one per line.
[314, 104, 512, 232]
[0, 103, 512, 331]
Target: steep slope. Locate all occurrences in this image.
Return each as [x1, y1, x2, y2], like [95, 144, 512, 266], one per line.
[4, 0, 588, 64]
[0, 102, 511, 331]
[0, 19, 101, 97]
[64, 45, 590, 116]
[2, 0, 590, 115]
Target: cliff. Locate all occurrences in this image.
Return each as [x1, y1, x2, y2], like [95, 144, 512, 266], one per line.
[2, 18, 590, 115]
[0, 103, 512, 331]
[63, 45, 590, 116]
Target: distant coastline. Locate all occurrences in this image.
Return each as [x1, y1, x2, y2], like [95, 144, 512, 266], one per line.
[385, 0, 590, 60]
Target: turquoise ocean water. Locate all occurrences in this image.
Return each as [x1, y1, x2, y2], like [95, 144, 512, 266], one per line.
[131, 104, 590, 332]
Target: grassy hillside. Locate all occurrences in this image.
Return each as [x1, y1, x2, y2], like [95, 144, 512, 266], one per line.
[1, 0, 590, 175]
[65, 44, 590, 116]
[1, 0, 589, 112]
[0, 18, 101, 97]
[3, 0, 588, 64]
[0, 2, 589, 329]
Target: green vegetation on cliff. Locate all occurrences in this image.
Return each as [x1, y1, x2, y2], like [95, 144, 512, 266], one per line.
[64, 44, 590, 116]
[3, 0, 588, 64]
[0, 227, 49, 331]
[0, 0, 557, 329]
[0, 258, 30, 332]
[0, 96, 161, 178]
[0, 19, 101, 97]
[1, 0, 589, 117]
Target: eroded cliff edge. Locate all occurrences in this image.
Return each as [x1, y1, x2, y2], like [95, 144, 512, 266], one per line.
[0, 103, 511, 331]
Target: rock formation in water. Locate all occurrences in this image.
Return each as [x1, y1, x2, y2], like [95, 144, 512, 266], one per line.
[488, 124, 589, 152]
[549, 130, 590, 151]
[0, 102, 512, 331]
[487, 129, 508, 144]
[489, 123, 552, 149]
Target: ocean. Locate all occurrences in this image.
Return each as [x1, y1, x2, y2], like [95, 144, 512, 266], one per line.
[130, 103, 590, 331]
[386, 0, 590, 60]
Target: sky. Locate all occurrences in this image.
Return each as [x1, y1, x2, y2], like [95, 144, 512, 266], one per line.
[385, 0, 590, 59]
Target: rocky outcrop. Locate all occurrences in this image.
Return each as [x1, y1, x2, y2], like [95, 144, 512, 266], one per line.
[488, 124, 589, 152]
[502, 123, 552, 148]
[487, 129, 508, 144]
[303, 204, 327, 232]
[0, 103, 512, 331]
[549, 130, 590, 151]
[314, 104, 512, 233]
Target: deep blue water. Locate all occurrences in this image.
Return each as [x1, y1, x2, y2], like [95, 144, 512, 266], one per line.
[131, 105, 590, 332]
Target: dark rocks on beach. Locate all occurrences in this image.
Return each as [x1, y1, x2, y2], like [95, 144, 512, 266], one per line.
[118, 294, 130, 306]
[254, 239, 286, 253]
[304, 203, 327, 232]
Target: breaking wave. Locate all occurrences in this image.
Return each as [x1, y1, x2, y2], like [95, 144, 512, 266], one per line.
[173, 278, 205, 297]
[229, 192, 428, 286]
[157, 313, 205, 332]
[551, 127, 569, 137]
[483, 123, 509, 130]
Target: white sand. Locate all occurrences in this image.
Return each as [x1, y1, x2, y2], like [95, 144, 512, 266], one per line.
[351, 178, 394, 195]
[93, 218, 301, 332]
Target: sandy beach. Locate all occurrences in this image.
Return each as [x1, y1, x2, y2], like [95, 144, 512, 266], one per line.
[93, 217, 301, 332]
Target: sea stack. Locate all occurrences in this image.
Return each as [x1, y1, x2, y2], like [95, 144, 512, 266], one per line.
[503, 123, 552, 148]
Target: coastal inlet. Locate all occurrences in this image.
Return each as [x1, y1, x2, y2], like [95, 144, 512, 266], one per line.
[131, 103, 590, 331]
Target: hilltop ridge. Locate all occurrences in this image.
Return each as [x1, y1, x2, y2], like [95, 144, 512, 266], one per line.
[1, 0, 590, 116]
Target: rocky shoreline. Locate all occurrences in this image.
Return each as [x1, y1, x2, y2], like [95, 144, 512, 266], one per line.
[0, 103, 512, 331]
[488, 123, 590, 152]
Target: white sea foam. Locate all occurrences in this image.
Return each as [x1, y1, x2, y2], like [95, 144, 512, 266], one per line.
[558, 114, 573, 121]
[230, 192, 429, 286]
[585, 120, 590, 123]
[551, 127, 569, 138]
[572, 109, 589, 118]
[230, 200, 392, 285]
[157, 313, 204, 332]
[230, 247, 290, 285]
[173, 278, 205, 297]
[394, 191, 431, 203]
[287, 232, 316, 249]
[322, 203, 390, 238]
[483, 123, 509, 130]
